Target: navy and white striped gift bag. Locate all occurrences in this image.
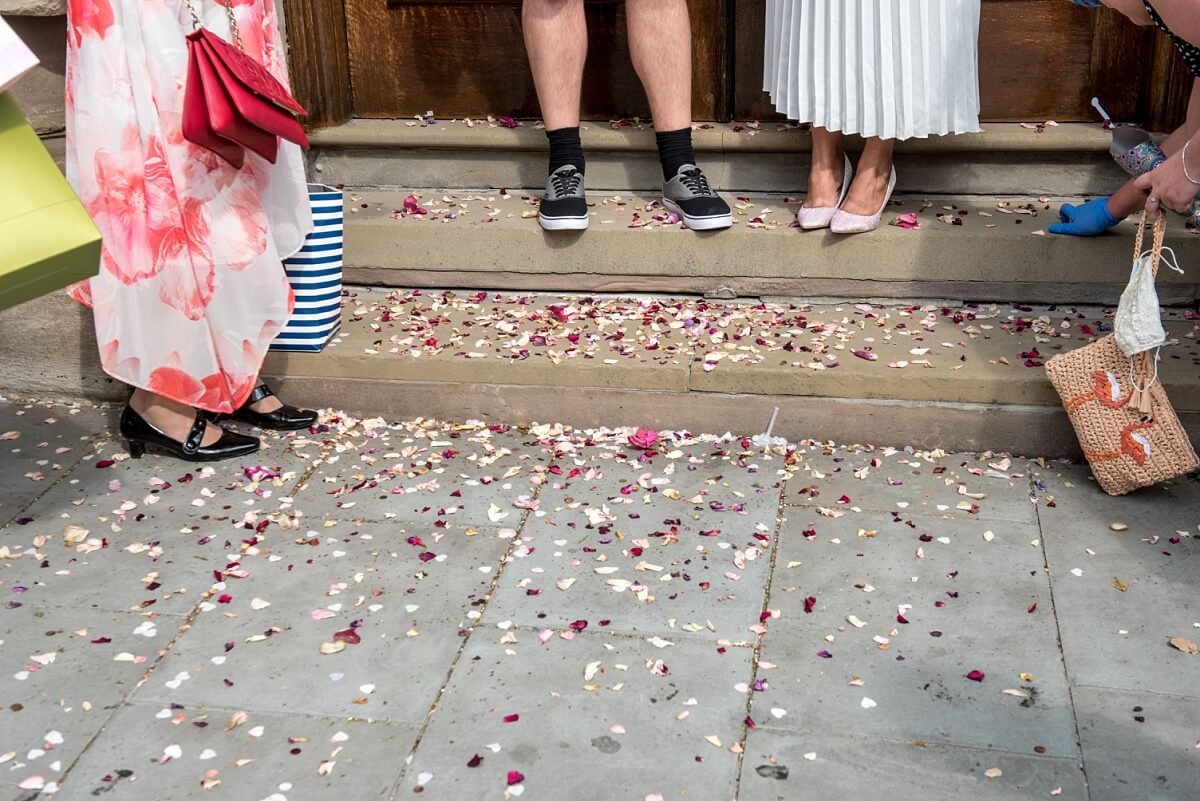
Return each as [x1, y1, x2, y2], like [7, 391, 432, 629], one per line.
[271, 184, 344, 352]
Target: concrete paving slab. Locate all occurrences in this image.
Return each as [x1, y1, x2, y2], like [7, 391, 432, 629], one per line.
[783, 445, 1038, 524]
[59, 703, 415, 801]
[1, 402, 1191, 800]
[290, 423, 555, 528]
[0, 400, 106, 527]
[486, 438, 782, 640]
[1074, 686, 1200, 801]
[400, 632, 750, 801]
[0, 605, 174, 793]
[130, 520, 511, 724]
[752, 511, 1077, 757]
[1033, 463, 1200, 696]
[0, 432, 325, 616]
[739, 728, 1088, 801]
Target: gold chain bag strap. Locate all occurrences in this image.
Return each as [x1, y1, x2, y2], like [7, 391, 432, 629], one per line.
[181, 0, 308, 167]
[1044, 212, 1198, 495]
[187, 0, 244, 49]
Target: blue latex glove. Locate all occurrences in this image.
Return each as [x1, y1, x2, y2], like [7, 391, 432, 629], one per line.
[1048, 197, 1120, 236]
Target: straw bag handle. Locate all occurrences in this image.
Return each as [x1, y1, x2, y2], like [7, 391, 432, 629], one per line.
[1131, 210, 1168, 279]
[1127, 211, 1170, 416]
[186, 0, 244, 50]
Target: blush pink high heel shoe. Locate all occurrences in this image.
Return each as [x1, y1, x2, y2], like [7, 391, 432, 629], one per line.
[796, 154, 853, 230]
[830, 167, 897, 234]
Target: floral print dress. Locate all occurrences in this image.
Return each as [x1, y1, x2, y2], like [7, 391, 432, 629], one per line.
[66, 0, 311, 413]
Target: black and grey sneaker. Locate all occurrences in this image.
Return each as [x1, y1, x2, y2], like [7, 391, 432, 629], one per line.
[662, 164, 733, 230]
[538, 164, 589, 231]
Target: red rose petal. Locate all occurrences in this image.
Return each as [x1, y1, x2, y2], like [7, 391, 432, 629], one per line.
[333, 628, 361, 645]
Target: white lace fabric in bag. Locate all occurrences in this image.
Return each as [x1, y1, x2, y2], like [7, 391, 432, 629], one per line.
[1114, 247, 1183, 357]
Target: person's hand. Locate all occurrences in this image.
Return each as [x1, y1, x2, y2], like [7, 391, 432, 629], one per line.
[1048, 197, 1121, 236]
[1134, 147, 1200, 215]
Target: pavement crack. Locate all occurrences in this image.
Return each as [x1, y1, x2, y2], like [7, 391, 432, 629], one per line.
[385, 445, 555, 801]
[731, 481, 788, 799]
[1031, 463, 1091, 800]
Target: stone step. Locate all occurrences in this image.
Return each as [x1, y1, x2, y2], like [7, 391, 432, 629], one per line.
[309, 120, 1131, 197]
[258, 287, 1200, 457]
[342, 190, 1200, 306]
[5, 289, 1198, 456]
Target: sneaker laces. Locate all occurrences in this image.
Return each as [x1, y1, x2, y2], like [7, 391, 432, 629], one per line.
[549, 168, 582, 199]
[678, 168, 713, 196]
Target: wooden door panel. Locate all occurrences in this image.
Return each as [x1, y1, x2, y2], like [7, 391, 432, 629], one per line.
[732, 0, 1188, 128]
[978, 0, 1108, 120]
[344, 0, 726, 120]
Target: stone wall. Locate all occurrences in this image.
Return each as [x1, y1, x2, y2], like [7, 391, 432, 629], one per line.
[1, 4, 66, 133]
[2, 1, 287, 135]
[0, 292, 121, 404]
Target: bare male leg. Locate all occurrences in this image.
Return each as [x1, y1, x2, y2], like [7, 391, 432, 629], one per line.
[626, 0, 692, 131]
[522, 0, 587, 130]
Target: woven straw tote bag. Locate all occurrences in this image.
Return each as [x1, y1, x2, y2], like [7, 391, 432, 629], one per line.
[1044, 213, 1198, 495]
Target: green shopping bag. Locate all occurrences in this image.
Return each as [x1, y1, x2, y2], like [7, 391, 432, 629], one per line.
[0, 91, 101, 311]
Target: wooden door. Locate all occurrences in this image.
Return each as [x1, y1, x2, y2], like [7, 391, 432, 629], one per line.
[338, 0, 728, 121]
[733, 0, 1191, 129]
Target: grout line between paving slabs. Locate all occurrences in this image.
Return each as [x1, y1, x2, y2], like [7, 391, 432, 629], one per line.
[1032, 466, 1092, 800]
[0, 430, 109, 530]
[39, 441, 334, 794]
[384, 453, 553, 801]
[1067, 683, 1200, 702]
[747, 724, 1089, 763]
[731, 482, 789, 801]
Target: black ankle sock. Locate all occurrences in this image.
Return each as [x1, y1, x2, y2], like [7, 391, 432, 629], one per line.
[655, 127, 696, 180]
[546, 126, 585, 175]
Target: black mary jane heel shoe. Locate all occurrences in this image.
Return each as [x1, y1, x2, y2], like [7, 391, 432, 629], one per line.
[230, 384, 318, 431]
[120, 405, 261, 462]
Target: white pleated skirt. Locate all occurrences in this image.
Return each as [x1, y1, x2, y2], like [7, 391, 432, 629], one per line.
[763, 0, 982, 140]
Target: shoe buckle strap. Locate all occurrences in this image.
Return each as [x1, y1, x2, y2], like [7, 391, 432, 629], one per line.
[183, 415, 207, 455]
[246, 384, 274, 406]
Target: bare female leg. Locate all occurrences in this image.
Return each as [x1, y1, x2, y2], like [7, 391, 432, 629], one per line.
[841, 136, 895, 216]
[804, 127, 847, 209]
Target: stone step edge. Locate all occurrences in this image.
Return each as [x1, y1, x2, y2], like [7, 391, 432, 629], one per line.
[336, 191, 1200, 306]
[310, 120, 1118, 156]
[260, 285, 1200, 412]
[260, 374, 1200, 458]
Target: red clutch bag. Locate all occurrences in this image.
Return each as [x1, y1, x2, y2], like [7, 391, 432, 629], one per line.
[181, 0, 309, 168]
